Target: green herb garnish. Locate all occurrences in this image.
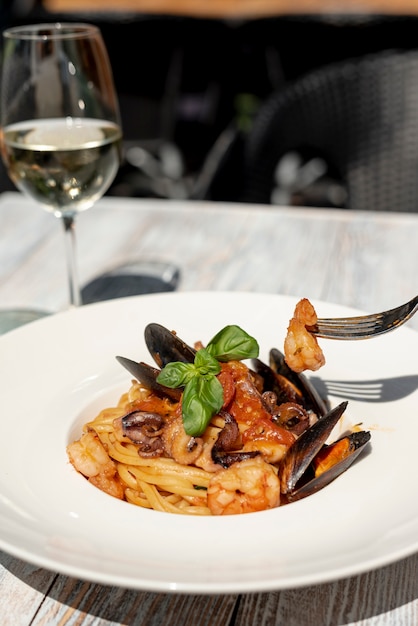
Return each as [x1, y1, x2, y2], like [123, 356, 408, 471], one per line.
[156, 325, 259, 437]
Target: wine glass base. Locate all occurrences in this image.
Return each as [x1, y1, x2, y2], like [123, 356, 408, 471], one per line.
[0, 309, 50, 335]
[81, 261, 180, 305]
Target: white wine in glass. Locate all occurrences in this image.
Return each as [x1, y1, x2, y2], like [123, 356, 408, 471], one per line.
[1, 22, 122, 308]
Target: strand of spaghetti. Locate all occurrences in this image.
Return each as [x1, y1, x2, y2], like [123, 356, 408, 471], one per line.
[115, 464, 137, 490]
[136, 479, 186, 514]
[121, 480, 211, 516]
[180, 506, 212, 515]
[125, 488, 209, 515]
[165, 494, 184, 505]
[86, 407, 126, 431]
[124, 461, 211, 485]
[119, 390, 134, 405]
[119, 464, 209, 497]
[126, 381, 149, 403]
[176, 502, 211, 515]
[167, 492, 211, 514]
[125, 488, 152, 509]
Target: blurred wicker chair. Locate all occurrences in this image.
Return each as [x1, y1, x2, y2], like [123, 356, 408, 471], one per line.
[236, 49, 418, 212]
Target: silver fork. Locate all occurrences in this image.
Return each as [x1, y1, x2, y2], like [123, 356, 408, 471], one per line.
[307, 295, 418, 340]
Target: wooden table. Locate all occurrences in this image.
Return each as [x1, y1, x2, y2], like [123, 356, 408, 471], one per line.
[1, 191, 418, 625]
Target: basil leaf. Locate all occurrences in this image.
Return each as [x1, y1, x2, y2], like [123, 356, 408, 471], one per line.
[194, 347, 221, 376]
[182, 375, 223, 436]
[155, 325, 258, 437]
[156, 361, 196, 388]
[206, 325, 259, 361]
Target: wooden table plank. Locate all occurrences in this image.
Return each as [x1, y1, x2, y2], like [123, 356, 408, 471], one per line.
[0, 551, 58, 623]
[237, 555, 418, 625]
[32, 584, 238, 625]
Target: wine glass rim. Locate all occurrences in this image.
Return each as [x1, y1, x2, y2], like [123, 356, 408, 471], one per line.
[3, 22, 100, 41]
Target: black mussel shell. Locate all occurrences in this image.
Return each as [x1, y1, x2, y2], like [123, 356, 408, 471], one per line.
[144, 323, 195, 368]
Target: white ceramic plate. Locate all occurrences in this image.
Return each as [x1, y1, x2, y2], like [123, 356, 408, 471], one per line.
[0, 291, 417, 594]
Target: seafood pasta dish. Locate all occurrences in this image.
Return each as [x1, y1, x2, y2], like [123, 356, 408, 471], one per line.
[67, 299, 371, 515]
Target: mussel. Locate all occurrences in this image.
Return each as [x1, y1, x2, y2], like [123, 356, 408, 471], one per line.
[280, 400, 371, 502]
[115, 356, 181, 401]
[144, 323, 195, 367]
[115, 323, 195, 400]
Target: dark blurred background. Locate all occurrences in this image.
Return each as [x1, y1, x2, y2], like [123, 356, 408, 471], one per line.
[2, 1, 418, 205]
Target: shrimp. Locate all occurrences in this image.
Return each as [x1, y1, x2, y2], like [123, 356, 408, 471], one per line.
[207, 456, 281, 515]
[67, 431, 124, 499]
[284, 298, 325, 373]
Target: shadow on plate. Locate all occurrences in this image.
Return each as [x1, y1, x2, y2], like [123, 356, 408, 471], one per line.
[311, 375, 418, 403]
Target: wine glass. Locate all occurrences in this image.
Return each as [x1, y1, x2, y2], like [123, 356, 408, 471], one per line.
[1, 22, 122, 309]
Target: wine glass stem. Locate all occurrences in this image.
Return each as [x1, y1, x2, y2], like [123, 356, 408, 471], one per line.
[62, 214, 81, 308]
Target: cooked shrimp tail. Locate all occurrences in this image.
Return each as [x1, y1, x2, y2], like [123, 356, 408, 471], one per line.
[207, 456, 281, 515]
